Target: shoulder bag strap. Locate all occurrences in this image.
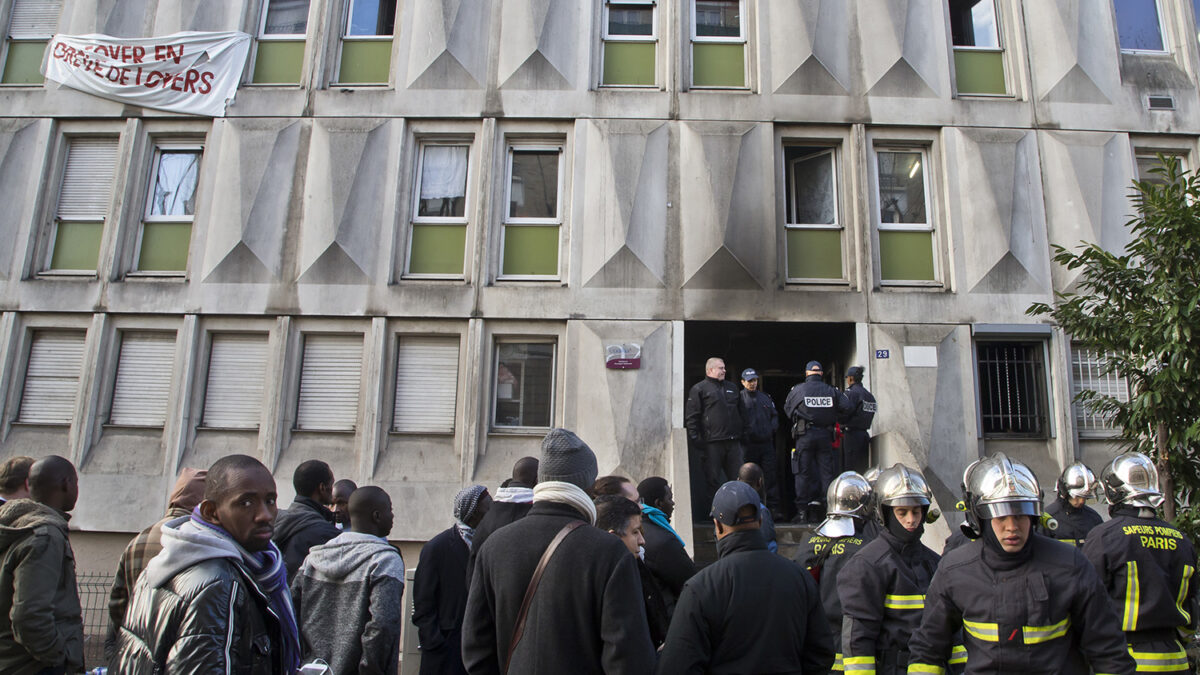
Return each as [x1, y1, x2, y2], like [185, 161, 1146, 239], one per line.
[503, 519, 585, 675]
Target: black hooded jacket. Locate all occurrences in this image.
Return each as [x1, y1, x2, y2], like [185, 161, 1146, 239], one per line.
[272, 496, 340, 580]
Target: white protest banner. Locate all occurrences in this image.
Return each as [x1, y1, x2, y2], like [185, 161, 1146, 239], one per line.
[42, 31, 252, 117]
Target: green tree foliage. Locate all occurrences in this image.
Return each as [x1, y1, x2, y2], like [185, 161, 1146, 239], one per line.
[1027, 157, 1200, 531]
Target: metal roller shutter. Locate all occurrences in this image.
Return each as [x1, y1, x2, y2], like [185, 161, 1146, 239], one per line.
[393, 336, 459, 432]
[58, 137, 118, 219]
[18, 330, 85, 424]
[202, 333, 269, 428]
[9, 0, 61, 37]
[296, 334, 363, 431]
[109, 332, 176, 426]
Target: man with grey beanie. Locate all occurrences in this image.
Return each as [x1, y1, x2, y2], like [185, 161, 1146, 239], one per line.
[463, 429, 656, 674]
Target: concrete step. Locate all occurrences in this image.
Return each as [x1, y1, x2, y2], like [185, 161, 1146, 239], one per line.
[692, 522, 816, 567]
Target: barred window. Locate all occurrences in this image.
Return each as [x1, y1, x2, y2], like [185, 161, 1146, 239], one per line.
[1071, 345, 1130, 435]
[977, 341, 1048, 438]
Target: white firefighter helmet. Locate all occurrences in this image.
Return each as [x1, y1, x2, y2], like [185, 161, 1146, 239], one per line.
[1101, 451, 1165, 509]
[965, 453, 1042, 521]
[816, 472, 872, 538]
[1056, 461, 1099, 501]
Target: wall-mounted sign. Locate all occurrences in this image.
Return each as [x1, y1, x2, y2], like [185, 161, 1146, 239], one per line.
[605, 342, 641, 369]
[875, 349, 890, 359]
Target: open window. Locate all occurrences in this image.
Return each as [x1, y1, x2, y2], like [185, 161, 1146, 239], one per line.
[873, 147, 938, 284]
[406, 142, 470, 277]
[1114, 0, 1168, 53]
[784, 145, 844, 282]
[251, 0, 310, 84]
[134, 145, 201, 274]
[949, 0, 1007, 95]
[336, 0, 395, 84]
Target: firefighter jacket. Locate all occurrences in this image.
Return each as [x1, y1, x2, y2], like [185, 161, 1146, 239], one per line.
[839, 527, 951, 675]
[839, 383, 877, 431]
[907, 533, 1135, 675]
[1043, 498, 1102, 547]
[1082, 507, 1198, 673]
[796, 523, 876, 668]
[785, 375, 849, 431]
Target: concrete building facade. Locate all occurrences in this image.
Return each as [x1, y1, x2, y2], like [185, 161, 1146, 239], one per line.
[0, 0, 1195, 564]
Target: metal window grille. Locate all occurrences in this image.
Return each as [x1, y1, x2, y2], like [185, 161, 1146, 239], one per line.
[1071, 345, 1130, 434]
[977, 341, 1047, 438]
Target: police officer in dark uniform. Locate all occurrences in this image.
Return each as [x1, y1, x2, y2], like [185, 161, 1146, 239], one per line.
[839, 366, 876, 474]
[1083, 451, 1197, 673]
[1044, 461, 1103, 547]
[739, 368, 780, 513]
[907, 453, 1135, 675]
[685, 357, 746, 491]
[784, 361, 849, 523]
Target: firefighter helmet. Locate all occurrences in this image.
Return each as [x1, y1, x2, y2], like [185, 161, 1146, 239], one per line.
[1101, 451, 1164, 509]
[965, 453, 1042, 521]
[874, 464, 932, 522]
[816, 472, 872, 537]
[1056, 461, 1099, 501]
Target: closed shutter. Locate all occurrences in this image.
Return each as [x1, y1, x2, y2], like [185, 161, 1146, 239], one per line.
[9, 0, 61, 38]
[109, 332, 176, 426]
[202, 333, 268, 428]
[393, 336, 458, 432]
[18, 330, 85, 424]
[58, 137, 118, 219]
[296, 334, 362, 431]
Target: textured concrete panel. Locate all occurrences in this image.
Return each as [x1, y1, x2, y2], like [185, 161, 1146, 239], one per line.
[679, 123, 771, 290]
[298, 119, 394, 284]
[405, 0, 489, 89]
[99, 0, 153, 37]
[1026, 1, 1119, 104]
[0, 121, 40, 281]
[580, 120, 668, 288]
[152, 0, 243, 33]
[770, 0, 851, 95]
[1039, 131, 1134, 291]
[497, 0, 580, 90]
[203, 120, 307, 283]
[858, 0, 946, 98]
[946, 128, 1051, 294]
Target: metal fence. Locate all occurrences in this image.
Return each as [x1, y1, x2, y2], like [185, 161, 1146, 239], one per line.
[77, 571, 112, 668]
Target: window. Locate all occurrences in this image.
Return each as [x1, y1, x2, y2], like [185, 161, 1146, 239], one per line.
[393, 336, 459, 432]
[109, 332, 175, 426]
[1071, 345, 1130, 435]
[691, 0, 745, 88]
[949, 0, 1006, 95]
[18, 330, 85, 424]
[493, 341, 554, 429]
[136, 146, 201, 273]
[407, 143, 469, 276]
[1135, 151, 1186, 185]
[1115, 0, 1167, 53]
[977, 341, 1048, 438]
[336, 0, 395, 84]
[784, 145, 843, 282]
[47, 137, 119, 273]
[1, 0, 59, 84]
[502, 144, 563, 278]
[252, 0, 309, 84]
[296, 334, 363, 431]
[875, 148, 937, 283]
[602, 0, 657, 86]
[1193, 0, 1200, 44]
[201, 333, 268, 429]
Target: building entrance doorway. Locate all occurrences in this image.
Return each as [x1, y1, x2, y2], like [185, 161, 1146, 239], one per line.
[683, 321, 858, 522]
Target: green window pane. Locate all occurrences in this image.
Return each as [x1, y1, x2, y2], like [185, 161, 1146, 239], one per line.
[786, 229, 842, 280]
[49, 221, 102, 271]
[602, 42, 655, 86]
[138, 222, 192, 272]
[879, 230, 936, 282]
[2, 41, 48, 85]
[692, 43, 744, 87]
[252, 40, 305, 84]
[409, 224, 466, 275]
[337, 39, 392, 84]
[954, 49, 1006, 95]
[502, 226, 558, 276]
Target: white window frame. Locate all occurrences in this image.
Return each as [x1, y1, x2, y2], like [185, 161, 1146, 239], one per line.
[689, 0, 748, 89]
[1115, 0, 1171, 55]
[1070, 343, 1130, 438]
[784, 145, 845, 284]
[257, 0, 309, 40]
[490, 338, 557, 432]
[44, 134, 121, 275]
[949, 0, 1009, 97]
[132, 142, 202, 276]
[500, 143, 565, 281]
[1134, 148, 1189, 183]
[392, 334, 460, 433]
[334, 0, 395, 84]
[601, 0, 658, 87]
[404, 139, 473, 279]
[1, 0, 60, 85]
[872, 144, 941, 286]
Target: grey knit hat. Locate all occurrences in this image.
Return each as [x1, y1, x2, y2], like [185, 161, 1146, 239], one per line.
[538, 428, 598, 490]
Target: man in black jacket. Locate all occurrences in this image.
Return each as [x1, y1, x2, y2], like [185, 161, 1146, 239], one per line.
[273, 459, 341, 580]
[785, 361, 850, 523]
[465, 457, 537, 587]
[839, 365, 876, 474]
[739, 368, 780, 513]
[658, 480, 834, 674]
[685, 357, 746, 490]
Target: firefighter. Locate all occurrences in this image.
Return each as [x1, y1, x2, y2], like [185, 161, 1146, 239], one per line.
[1082, 451, 1197, 674]
[839, 464, 961, 674]
[795, 472, 877, 672]
[1044, 461, 1103, 547]
[907, 453, 1135, 674]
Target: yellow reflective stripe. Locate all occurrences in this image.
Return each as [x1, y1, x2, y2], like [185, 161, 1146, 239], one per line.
[832, 652, 843, 671]
[1123, 561, 1140, 632]
[884, 594, 926, 610]
[1127, 645, 1189, 672]
[907, 665, 946, 674]
[949, 644, 967, 664]
[963, 619, 999, 642]
[1022, 617, 1070, 644]
[1176, 564, 1194, 624]
[843, 654, 876, 673]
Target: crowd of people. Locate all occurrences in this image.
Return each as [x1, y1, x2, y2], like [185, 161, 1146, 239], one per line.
[0, 425, 1193, 673]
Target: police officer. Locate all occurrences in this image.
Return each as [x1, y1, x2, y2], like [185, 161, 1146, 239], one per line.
[784, 361, 849, 523]
[839, 366, 876, 474]
[739, 368, 780, 513]
[795, 472, 877, 672]
[1083, 452, 1197, 674]
[839, 464, 958, 675]
[907, 453, 1135, 674]
[685, 357, 746, 490]
[1044, 461, 1103, 547]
